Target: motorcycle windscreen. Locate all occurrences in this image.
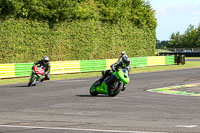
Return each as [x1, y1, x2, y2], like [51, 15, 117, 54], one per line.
[114, 69, 130, 84]
[36, 67, 45, 75]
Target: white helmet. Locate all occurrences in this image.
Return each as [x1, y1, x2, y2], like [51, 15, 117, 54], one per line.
[121, 51, 126, 56]
[43, 56, 49, 64]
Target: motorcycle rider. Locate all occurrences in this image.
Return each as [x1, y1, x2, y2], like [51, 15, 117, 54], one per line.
[98, 51, 130, 91]
[32, 56, 50, 83]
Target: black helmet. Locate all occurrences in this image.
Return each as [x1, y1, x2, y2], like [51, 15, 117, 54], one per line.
[122, 56, 130, 67]
[43, 56, 49, 64]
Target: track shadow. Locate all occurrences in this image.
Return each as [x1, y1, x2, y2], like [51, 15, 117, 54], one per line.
[76, 95, 109, 97]
[14, 85, 29, 87]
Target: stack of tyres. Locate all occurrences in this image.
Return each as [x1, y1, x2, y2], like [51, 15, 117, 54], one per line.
[175, 55, 185, 65]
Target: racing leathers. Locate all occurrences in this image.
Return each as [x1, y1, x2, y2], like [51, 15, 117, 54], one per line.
[98, 55, 130, 90]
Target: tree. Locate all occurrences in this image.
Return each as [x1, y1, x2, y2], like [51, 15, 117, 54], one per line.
[156, 39, 168, 49]
[0, 0, 157, 29]
[167, 24, 200, 48]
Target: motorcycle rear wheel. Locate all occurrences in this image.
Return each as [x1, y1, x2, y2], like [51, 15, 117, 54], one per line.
[108, 82, 123, 97]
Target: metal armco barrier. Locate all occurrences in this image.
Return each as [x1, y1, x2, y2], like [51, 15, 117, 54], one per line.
[0, 56, 175, 79]
[159, 52, 200, 57]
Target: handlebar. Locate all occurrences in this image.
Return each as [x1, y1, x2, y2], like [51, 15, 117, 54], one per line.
[111, 65, 119, 72]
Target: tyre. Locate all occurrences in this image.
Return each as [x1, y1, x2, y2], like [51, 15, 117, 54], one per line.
[28, 76, 36, 87]
[108, 82, 123, 97]
[89, 81, 99, 96]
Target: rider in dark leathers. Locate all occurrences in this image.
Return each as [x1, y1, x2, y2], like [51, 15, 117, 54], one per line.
[32, 56, 50, 82]
[98, 51, 130, 91]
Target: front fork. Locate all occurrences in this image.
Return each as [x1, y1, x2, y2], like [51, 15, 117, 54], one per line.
[30, 73, 42, 84]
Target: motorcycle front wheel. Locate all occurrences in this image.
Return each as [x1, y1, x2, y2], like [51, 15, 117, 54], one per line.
[89, 81, 99, 96]
[28, 76, 36, 87]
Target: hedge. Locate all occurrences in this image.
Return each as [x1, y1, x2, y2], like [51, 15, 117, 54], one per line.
[0, 18, 156, 63]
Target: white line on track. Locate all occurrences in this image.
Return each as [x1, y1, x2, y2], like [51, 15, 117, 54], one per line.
[176, 125, 198, 128]
[0, 125, 167, 133]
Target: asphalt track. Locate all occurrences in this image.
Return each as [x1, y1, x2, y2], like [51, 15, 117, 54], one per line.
[1, 68, 200, 133]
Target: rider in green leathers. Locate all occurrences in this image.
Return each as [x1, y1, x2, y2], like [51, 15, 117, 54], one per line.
[98, 51, 130, 91]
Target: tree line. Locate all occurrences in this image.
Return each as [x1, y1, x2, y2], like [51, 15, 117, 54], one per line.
[0, 0, 156, 29]
[157, 24, 200, 49]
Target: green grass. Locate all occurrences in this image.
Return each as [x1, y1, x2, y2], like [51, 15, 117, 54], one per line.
[0, 72, 102, 85]
[1, 61, 200, 85]
[132, 61, 200, 73]
[186, 57, 200, 59]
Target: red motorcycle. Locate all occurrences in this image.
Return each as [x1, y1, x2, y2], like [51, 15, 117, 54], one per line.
[28, 66, 45, 86]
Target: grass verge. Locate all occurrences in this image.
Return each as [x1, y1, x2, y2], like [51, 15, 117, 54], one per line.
[0, 61, 200, 85]
[186, 57, 200, 59]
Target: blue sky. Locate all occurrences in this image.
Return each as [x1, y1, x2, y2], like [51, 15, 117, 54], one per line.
[148, 0, 200, 41]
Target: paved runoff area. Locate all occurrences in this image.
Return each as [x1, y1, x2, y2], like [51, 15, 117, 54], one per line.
[1, 68, 200, 133]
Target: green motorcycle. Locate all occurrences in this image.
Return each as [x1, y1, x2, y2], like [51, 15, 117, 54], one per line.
[90, 69, 130, 97]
